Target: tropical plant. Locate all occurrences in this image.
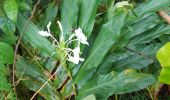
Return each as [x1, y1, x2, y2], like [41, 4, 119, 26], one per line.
[0, 0, 170, 99]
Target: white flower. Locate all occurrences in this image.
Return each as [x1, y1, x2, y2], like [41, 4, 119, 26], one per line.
[47, 22, 51, 33]
[38, 22, 52, 37]
[38, 31, 50, 37]
[116, 1, 131, 8]
[38, 21, 88, 65]
[57, 21, 64, 41]
[75, 27, 89, 45]
[67, 45, 84, 64]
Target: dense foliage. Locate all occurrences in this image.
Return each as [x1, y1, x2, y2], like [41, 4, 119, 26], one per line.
[0, 0, 170, 99]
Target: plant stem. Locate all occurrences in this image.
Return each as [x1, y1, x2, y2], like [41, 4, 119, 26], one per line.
[115, 94, 118, 100]
[63, 65, 77, 96]
[147, 87, 154, 100]
[30, 64, 62, 100]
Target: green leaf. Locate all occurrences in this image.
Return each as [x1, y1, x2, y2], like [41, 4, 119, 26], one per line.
[75, 10, 127, 85]
[113, 43, 161, 70]
[0, 16, 16, 34]
[78, 0, 99, 37]
[77, 69, 155, 100]
[0, 42, 14, 64]
[134, 0, 170, 17]
[16, 14, 56, 57]
[114, 13, 162, 49]
[16, 58, 61, 100]
[157, 42, 170, 84]
[159, 68, 170, 84]
[82, 94, 96, 100]
[125, 13, 161, 39]
[0, 63, 7, 77]
[0, 77, 11, 91]
[4, 0, 18, 23]
[118, 0, 170, 48]
[61, 0, 78, 39]
[0, 33, 17, 45]
[0, 64, 11, 91]
[107, 0, 115, 20]
[129, 24, 170, 45]
[39, 2, 58, 29]
[157, 42, 170, 68]
[18, 1, 31, 11]
[94, 43, 161, 77]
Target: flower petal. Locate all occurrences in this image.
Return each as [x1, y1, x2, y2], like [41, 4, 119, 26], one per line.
[75, 27, 89, 45]
[67, 54, 79, 64]
[38, 31, 50, 37]
[47, 22, 51, 33]
[67, 45, 84, 64]
[57, 21, 64, 41]
[116, 1, 131, 8]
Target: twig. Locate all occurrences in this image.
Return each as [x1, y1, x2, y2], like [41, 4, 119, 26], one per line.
[154, 84, 164, 100]
[12, 0, 40, 98]
[30, 65, 61, 100]
[157, 10, 170, 24]
[147, 87, 154, 100]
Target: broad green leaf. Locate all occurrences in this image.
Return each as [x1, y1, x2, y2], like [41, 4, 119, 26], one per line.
[114, 13, 162, 50]
[16, 14, 56, 57]
[124, 13, 161, 39]
[18, 1, 31, 11]
[0, 77, 11, 91]
[77, 69, 155, 100]
[134, 0, 170, 17]
[0, 5, 4, 16]
[129, 24, 170, 45]
[94, 43, 161, 76]
[61, 0, 78, 39]
[39, 2, 58, 29]
[0, 16, 16, 34]
[0, 64, 7, 76]
[0, 16, 17, 45]
[0, 63, 14, 98]
[78, 0, 99, 37]
[157, 42, 170, 67]
[75, 10, 127, 84]
[157, 42, 170, 84]
[0, 33, 17, 45]
[159, 34, 170, 43]
[113, 43, 161, 71]
[0, 42, 14, 64]
[0, 64, 11, 91]
[4, 0, 18, 23]
[16, 58, 61, 100]
[159, 68, 170, 84]
[107, 0, 115, 20]
[82, 94, 96, 100]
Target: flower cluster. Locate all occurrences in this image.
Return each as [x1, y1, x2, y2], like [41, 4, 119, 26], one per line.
[38, 21, 89, 64]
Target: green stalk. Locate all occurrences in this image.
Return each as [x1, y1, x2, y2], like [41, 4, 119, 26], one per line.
[147, 87, 154, 100]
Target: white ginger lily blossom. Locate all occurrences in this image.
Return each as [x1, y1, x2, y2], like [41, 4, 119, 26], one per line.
[67, 44, 84, 64]
[38, 21, 88, 64]
[38, 31, 50, 37]
[75, 27, 89, 45]
[57, 21, 64, 41]
[116, 1, 131, 8]
[47, 22, 51, 33]
[38, 22, 52, 37]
